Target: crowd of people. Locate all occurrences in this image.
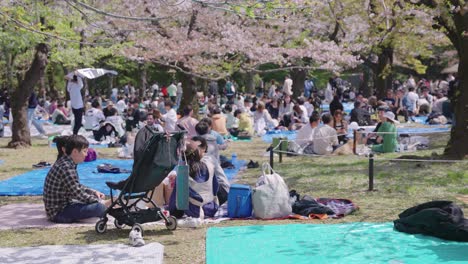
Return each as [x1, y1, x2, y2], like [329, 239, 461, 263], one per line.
[35, 70, 457, 225]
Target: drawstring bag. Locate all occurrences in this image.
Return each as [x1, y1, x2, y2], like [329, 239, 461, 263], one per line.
[176, 152, 189, 210]
[252, 163, 292, 219]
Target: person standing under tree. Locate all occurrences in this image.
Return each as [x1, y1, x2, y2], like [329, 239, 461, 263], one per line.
[176, 82, 183, 108]
[65, 71, 84, 135]
[167, 81, 177, 103]
[283, 75, 293, 97]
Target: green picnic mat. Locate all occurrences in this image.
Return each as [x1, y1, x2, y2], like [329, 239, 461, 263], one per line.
[206, 222, 468, 264]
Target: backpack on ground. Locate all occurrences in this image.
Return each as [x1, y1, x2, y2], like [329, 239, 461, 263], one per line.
[84, 148, 97, 162]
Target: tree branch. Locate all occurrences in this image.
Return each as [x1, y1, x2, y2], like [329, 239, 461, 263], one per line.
[71, 0, 172, 21]
[187, 9, 199, 40]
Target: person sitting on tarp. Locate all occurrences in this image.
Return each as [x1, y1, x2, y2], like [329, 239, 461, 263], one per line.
[84, 100, 105, 140]
[371, 111, 398, 153]
[312, 114, 340, 155]
[289, 113, 320, 154]
[43, 135, 106, 223]
[51, 101, 71, 125]
[234, 109, 253, 138]
[168, 137, 219, 218]
[350, 101, 372, 126]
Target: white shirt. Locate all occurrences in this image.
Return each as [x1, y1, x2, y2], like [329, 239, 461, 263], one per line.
[299, 105, 308, 118]
[283, 78, 293, 96]
[162, 108, 177, 132]
[304, 102, 314, 117]
[325, 84, 334, 103]
[84, 107, 105, 130]
[115, 99, 127, 114]
[111, 88, 118, 97]
[67, 76, 84, 109]
[313, 125, 339, 155]
[295, 124, 316, 147]
[432, 97, 447, 113]
[152, 84, 159, 91]
[268, 84, 277, 98]
[177, 83, 183, 94]
[407, 91, 419, 111]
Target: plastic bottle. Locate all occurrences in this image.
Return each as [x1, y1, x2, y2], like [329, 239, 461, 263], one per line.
[231, 153, 237, 163]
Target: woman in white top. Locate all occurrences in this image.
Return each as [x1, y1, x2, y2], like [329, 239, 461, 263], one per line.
[290, 104, 308, 130]
[253, 102, 275, 136]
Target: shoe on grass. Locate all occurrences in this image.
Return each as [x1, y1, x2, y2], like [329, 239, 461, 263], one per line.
[129, 227, 145, 247]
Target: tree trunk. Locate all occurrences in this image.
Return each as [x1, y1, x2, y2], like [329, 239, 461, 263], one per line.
[444, 49, 468, 159]
[8, 43, 49, 148]
[291, 68, 306, 98]
[200, 79, 208, 96]
[46, 63, 59, 99]
[180, 74, 198, 116]
[361, 67, 372, 97]
[373, 47, 393, 99]
[245, 71, 255, 94]
[139, 63, 147, 98]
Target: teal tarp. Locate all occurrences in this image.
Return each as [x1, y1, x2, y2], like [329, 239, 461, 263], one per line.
[206, 222, 468, 264]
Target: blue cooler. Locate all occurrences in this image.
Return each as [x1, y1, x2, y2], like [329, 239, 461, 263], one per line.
[228, 184, 253, 218]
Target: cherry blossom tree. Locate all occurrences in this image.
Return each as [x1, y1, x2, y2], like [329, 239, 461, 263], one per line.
[70, 0, 361, 106]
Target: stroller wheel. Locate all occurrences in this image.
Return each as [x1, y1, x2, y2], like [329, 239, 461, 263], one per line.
[95, 219, 107, 234]
[114, 219, 126, 229]
[165, 216, 177, 231]
[132, 223, 143, 234]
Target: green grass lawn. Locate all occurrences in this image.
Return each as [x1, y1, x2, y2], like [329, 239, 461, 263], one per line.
[0, 136, 466, 264]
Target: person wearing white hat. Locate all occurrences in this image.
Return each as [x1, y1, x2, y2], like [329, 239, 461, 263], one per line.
[371, 111, 399, 153]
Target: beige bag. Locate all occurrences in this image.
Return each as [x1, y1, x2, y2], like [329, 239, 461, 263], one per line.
[252, 163, 292, 219]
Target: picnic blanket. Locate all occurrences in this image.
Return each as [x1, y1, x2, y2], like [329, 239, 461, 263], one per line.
[0, 243, 163, 264]
[320, 102, 354, 114]
[262, 125, 451, 143]
[0, 159, 132, 196]
[0, 158, 246, 196]
[0, 202, 229, 230]
[206, 222, 468, 264]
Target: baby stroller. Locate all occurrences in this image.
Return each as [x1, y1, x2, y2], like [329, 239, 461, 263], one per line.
[95, 130, 186, 234]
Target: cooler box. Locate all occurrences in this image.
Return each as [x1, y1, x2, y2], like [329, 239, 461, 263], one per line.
[228, 184, 253, 218]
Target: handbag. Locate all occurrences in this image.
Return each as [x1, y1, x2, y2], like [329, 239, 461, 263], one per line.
[252, 163, 292, 219]
[176, 153, 189, 210]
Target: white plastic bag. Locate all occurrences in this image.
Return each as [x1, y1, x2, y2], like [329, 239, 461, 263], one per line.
[252, 163, 292, 219]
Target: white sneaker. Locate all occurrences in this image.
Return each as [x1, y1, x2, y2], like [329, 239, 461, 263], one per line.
[129, 227, 145, 247]
[177, 217, 202, 228]
[38, 134, 48, 140]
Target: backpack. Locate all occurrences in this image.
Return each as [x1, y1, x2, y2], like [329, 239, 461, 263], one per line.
[84, 148, 97, 162]
[97, 163, 130, 173]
